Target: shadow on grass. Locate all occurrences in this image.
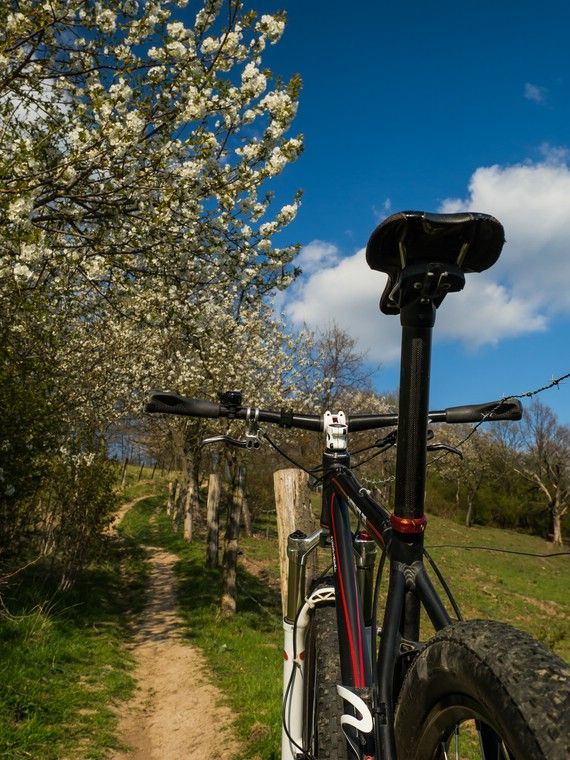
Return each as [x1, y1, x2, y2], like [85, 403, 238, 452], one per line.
[121, 494, 282, 631]
[173, 553, 282, 637]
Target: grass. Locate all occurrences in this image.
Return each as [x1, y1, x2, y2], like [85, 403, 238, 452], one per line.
[118, 491, 570, 760]
[3, 462, 564, 760]
[424, 513, 570, 657]
[0, 473, 153, 760]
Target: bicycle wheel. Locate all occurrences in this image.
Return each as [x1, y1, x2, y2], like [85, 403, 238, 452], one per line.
[394, 620, 570, 760]
[303, 603, 348, 759]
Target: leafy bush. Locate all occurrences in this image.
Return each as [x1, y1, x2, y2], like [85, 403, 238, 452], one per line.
[38, 449, 119, 587]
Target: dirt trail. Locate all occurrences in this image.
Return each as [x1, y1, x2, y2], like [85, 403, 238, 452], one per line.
[110, 507, 241, 759]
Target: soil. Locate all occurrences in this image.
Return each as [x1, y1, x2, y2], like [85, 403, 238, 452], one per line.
[109, 500, 241, 760]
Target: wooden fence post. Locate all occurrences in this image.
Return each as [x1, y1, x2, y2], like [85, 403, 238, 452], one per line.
[274, 468, 317, 615]
[120, 456, 129, 488]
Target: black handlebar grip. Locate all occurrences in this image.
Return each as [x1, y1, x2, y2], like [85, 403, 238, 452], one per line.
[145, 391, 221, 418]
[445, 399, 522, 423]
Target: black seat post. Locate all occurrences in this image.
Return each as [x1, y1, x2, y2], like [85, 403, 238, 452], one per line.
[394, 291, 436, 523]
[391, 273, 442, 651]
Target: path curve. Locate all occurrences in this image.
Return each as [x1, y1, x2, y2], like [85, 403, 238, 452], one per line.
[110, 535, 241, 758]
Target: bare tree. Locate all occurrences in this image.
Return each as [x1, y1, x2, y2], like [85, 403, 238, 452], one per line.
[514, 401, 569, 545]
[303, 323, 379, 412]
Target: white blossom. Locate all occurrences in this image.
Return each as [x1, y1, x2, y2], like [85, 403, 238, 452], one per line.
[96, 9, 116, 34]
[256, 14, 286, 43]
[276, 203, 298, 225]
[0, 0, 304, 443]
[241, 62, 267, 97]
[7, 195, 34, 222]
[166, 40, 187, 59]
[200, 37, 219, 55]
[13, 262, 33, 281]
[266, 147, 288, 175]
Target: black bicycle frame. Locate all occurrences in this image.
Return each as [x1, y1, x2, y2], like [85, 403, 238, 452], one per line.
[319, 284, 455, 760]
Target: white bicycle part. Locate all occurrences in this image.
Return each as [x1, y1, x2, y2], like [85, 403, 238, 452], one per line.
[281, 585, 335, 760]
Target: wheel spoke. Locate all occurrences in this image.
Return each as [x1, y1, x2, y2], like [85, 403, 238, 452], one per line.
[476, 719, 511, 760]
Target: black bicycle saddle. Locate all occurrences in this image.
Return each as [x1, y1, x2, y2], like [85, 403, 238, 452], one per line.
[366, 211, 505, 314]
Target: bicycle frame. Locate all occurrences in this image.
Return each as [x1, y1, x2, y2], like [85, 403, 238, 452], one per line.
[282, 278, 458, 760]
[281, 469, 453, 759]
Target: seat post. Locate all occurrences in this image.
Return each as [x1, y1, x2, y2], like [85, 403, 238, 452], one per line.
[393, 284, 436, 522]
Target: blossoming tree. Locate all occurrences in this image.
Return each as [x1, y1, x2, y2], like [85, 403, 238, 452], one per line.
[0, 0, 305, 576]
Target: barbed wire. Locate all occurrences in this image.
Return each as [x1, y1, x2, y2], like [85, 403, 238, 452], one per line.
[429, 370, 570, 465]
[427, 544, 570, 558]
[507, 372, 570, 400]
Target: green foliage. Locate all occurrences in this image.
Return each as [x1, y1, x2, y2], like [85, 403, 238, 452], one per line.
[0, 524, 148, 759]
[39, 451, 119, 585]
[0, 303, 62, 556]
[425, 442, 569, 540]
[0, 295, 119, 582]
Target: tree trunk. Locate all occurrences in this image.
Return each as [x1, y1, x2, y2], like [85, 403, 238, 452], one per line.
[550, 498, 563, 545]
[206, 454, 221, 568]
[174, 482, 186, 531]
[241, 485, 252, 537]
[465, 494, 474, 527]
[183, 461, 200, 543]
[221, 464, 245, 615]
[167, 479, 179, 516]
[274, 468, 317, 616]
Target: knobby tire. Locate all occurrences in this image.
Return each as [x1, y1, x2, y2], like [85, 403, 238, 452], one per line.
[304, 603, 348, 759]
[395, 619, 570, 760]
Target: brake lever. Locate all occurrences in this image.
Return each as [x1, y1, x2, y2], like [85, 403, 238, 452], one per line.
[374, 429, 433, 449]
[201, 435, 260, 450]
[427, 442, 463, 459]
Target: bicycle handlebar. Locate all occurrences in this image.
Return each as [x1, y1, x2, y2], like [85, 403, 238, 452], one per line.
[430, 399, 522, 423]
[145, 391, 522, 430]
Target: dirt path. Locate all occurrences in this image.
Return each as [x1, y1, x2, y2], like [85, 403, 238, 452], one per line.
[110, 510, 241, 759]
[107, 495, 150, 533]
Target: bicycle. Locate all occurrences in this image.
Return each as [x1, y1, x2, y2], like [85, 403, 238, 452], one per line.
[145, 210, 570, 760]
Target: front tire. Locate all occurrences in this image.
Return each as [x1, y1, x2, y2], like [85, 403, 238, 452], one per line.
[303, 604, 348, 759]
[395, 620, 570, 760]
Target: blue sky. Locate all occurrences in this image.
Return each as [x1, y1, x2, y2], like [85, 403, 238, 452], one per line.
[254, 0, 570, 422]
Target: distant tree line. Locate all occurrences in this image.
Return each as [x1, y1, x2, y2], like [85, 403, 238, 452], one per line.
[139, 324, 568, 615]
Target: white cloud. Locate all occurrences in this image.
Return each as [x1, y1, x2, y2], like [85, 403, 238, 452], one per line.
[437, 276, 546, 345]
[524, 82, 547, 104]
[440, 160, 570, 314]
[295, 240, 340, 275]
[372, 197, 393, 223]
[285, 158, 570, 364]
[538, 143, 570, 164]
[285, 248, 401, 363]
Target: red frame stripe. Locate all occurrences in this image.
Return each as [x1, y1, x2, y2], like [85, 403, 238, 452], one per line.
[330, 492, 366, 688]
